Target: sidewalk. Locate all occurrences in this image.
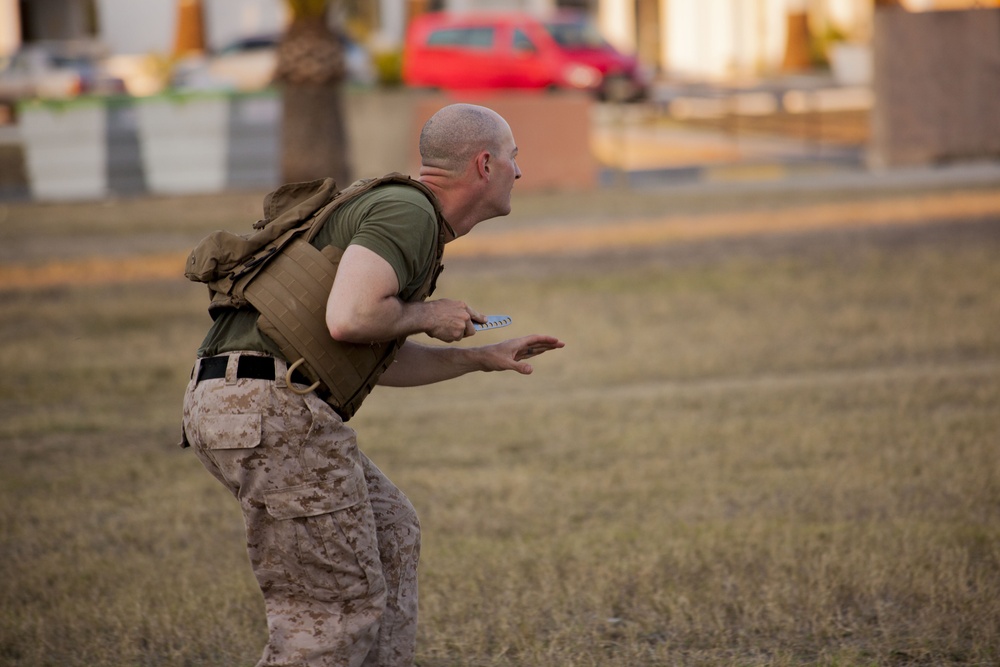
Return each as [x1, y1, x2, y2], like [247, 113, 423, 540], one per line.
[591, 74, 864, 185]
[589, 95, 1000, 195]
[591, 116, 864, 188]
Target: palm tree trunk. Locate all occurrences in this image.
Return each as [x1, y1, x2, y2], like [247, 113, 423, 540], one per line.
[276, 5, 351, 184]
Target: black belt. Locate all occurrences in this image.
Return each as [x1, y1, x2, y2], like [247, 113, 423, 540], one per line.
[193, 354, 345, 421]
[196, 355, 313, 387]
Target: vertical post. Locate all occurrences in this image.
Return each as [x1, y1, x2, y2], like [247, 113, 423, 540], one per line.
[172, 0, 206, 57]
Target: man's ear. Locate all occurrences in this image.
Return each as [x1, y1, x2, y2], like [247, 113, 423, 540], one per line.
[478, 151, 491, 179]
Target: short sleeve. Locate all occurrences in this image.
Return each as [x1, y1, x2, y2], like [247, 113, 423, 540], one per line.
[315, 184, 438, 300]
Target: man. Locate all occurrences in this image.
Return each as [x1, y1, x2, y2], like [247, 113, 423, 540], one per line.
[181, 103, 564, 667]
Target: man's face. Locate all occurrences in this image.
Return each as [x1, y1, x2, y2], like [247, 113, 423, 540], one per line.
[488, 126, 521, 217]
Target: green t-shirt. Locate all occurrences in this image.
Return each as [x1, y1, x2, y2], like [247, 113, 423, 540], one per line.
[197, 183, 439, 358]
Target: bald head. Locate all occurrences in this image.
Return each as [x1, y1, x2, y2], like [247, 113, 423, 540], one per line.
[419, 104, 510, 173]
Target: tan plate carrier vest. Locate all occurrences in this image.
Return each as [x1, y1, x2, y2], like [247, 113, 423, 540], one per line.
[185, 173, 452, 420]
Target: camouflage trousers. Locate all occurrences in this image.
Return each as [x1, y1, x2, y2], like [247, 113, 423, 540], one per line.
[182, 352, 420, 667]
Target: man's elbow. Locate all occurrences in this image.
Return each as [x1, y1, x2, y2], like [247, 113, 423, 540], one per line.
[327, 323, 369, 344]
[326, 312, 367, 343]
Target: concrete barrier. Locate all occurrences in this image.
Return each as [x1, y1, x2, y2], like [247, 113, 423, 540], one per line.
[227, 91, 282, 189]
[104, 97, 147, 195]
[19, 98, 107, 200]
[18, 96, 151, 200]
[16, 87, 597, 200]
[135, 92, 230, 194]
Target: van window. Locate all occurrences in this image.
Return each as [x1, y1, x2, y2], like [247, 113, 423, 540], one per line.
[545, 21, 609, 49]
[426, 27, 495, 49]
[512, 28, 537, 53]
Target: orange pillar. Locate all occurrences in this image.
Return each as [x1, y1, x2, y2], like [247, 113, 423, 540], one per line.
[173, 0, 206, 57]
[781, 11, 813, 71]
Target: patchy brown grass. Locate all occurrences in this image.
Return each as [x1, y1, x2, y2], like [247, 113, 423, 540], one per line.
[1, 188, 998, 666]
[3, 188, 1000, 288]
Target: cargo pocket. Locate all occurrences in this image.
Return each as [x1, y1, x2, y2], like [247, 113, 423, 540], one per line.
[263, 475, 385, 602]
[202, 413, 262, 450]
[195, 413, 263, 490]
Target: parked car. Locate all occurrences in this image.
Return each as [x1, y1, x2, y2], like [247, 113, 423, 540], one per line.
[401, 11, 649, 100]
[0, 40, 125, 107]
[172, 31, 376, 92]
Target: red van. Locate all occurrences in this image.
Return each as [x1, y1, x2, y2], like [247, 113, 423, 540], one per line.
[401, 11, 648, 101]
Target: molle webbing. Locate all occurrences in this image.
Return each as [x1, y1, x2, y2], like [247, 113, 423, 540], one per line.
[244, 240, 400, 420]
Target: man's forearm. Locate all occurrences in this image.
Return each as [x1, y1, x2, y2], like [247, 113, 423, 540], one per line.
[377, 334, 565, 387]
[328, 295, 428, 344]
[329, 295, 478, 345]
[377, 340, 483, 387]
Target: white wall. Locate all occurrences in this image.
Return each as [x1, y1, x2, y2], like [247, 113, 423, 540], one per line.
[665, 0, 741, 80]
[598, 0, 636, 54]
[202, 0, 286, 50]
[661, 0, 864, 80]
[824, 0, 872, 40]
[96, 0, 175, 55]
[373, 0, 407, 48]
[95, 0, 286, 56]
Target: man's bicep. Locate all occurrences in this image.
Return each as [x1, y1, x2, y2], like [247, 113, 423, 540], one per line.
[327, 244, 400, 323]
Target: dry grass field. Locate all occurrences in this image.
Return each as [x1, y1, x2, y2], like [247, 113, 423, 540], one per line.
[1, 182, 999, 666]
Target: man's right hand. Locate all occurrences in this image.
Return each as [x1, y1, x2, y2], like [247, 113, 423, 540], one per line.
[421, 299, 485, 342]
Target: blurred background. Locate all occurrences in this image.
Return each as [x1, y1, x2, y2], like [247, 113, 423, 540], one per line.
[1, 0, 998, 200]
[2, 6, 999, 664]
